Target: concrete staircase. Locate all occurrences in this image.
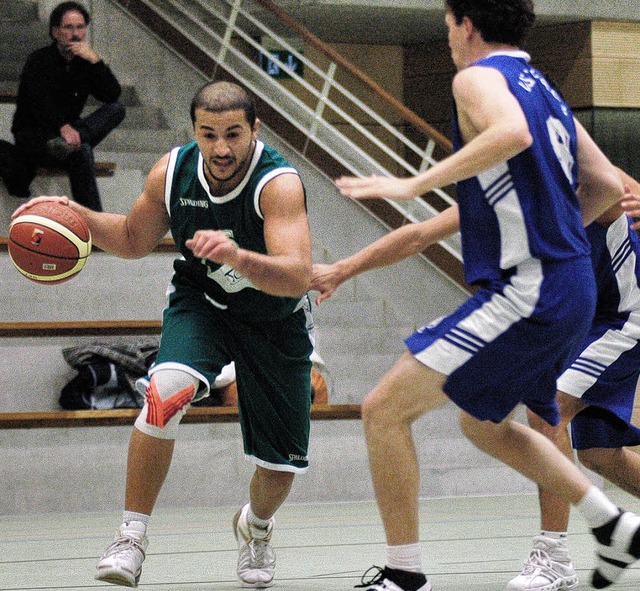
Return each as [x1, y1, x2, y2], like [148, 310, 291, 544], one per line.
[0, 0, 539, 515]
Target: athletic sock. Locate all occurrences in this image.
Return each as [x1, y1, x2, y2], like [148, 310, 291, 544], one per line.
[122, 511, 150, 530]
[386, 543, 422, 573]
[541, 530, 567, 542]
[576, 486, 620, 529]
[247, 505, 271, 538]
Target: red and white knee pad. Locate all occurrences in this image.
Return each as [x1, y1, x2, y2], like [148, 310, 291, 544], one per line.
[134, 369, 199, 439]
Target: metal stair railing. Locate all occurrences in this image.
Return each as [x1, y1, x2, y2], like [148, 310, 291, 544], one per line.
[108, 0, 464, 272]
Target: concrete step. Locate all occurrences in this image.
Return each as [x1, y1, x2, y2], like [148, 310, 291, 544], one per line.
[0, 61, 25, 81]
[0, 0, 38, 21]
[312, 297, 416, 328]
[0, 29, 50, 59]
[95, 150, 164, 176]
[2, 250, 173, 324]
[0, 334, 159, 412]
[316, 323, 409, 355]
[117, 105, 169, 129]
[86, 85, 141, 108]
[312, 347, 406, 404]
[0, 167, 148, 224]
[99, 127, 182, 152]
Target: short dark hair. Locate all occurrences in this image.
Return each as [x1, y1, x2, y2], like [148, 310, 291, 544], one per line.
[49, 2, 90, 38]
[445, 0, 535, 46]
[190, 81, 257, 127]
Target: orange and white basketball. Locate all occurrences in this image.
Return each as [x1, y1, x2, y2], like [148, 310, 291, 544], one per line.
[8, 201, 92, 284]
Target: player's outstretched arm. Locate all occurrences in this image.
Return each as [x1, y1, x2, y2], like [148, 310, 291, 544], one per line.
[335, 174, 421, 201]
[336, 68, 531, 203]
[311, 205, 460, 305]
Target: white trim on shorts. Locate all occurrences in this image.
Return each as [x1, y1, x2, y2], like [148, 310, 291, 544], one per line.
[557, 315, 640, 399]
[245, 453, 309, 474]
[414, 258, 542, 375]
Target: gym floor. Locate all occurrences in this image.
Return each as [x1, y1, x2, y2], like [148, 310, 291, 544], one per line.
[2, 489, 639, 591]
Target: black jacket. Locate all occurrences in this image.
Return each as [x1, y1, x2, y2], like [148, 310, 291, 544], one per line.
[12, 42, 121, 136]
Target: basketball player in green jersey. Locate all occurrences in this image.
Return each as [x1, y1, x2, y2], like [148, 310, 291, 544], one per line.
[13, 81, 314, 588]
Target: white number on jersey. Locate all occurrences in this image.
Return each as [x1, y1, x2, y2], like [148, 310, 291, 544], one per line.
[547, 116, 575, 184]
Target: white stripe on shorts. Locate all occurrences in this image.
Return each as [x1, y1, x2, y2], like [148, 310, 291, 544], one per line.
[415, 258, 542, 375]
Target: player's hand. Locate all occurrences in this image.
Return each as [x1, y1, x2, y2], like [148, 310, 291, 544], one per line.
[11, 196, 69, 219]
[60, 124, 82, 148]
[186, 230, 239, 265]
[66, 41, 100, 64]
[310, 263, 345, 305]
[335, 174, 417, 201]
[621, 184, 640, 230]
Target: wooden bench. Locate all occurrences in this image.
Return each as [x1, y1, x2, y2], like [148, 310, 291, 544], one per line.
[36, 161, 117, 177]
[0, 236, 178, 253]
[0, 319, 162, 337]
[0, 319, 361, 428]
[0, 404, 362, 429]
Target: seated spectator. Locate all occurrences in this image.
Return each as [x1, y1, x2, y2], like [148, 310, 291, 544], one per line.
[9, 1, 125, 210]
[0, 139, 32, 197]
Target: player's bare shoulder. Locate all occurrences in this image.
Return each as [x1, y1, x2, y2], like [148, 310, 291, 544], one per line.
[261, 171, 305, 215]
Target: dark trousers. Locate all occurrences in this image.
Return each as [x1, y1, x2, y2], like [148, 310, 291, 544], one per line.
[14, 101, 126, 211]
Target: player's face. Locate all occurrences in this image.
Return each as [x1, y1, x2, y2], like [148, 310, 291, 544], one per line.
[52, 10, 88, 55]
[195, 108, 258, 192]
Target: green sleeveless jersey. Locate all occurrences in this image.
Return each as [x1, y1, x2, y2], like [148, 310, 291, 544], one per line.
[166, 140, 306, 321]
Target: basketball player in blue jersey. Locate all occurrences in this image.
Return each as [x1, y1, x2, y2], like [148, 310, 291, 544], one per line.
[12, 81, 314, 588]
[505, 173, 640, 591]
[333, 1, 640, 590]
[312, 180, 640, 591]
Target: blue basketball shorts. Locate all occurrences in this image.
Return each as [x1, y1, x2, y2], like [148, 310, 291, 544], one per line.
[405, 257, 596, 425]
[558, 314, 640, 449]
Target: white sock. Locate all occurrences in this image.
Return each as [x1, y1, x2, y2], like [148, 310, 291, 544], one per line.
[248, 506, 271, 529]
[541, 530, 568, 543]
[386, 543, 422, 573]
[576, 486, 620, 529]
[122, 511, 150, 530]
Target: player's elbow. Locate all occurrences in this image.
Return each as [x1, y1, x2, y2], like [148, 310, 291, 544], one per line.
[512, 126, 533, 153]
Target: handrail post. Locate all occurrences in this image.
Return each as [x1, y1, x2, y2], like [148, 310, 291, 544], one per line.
[218, 0, 242, 66]
[420, 139, 437, 171]
[304, 61, 337, 155]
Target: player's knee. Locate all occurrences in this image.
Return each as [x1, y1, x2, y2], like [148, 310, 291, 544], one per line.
[361, 387, 388, 429]
[134, 370, 199, 440]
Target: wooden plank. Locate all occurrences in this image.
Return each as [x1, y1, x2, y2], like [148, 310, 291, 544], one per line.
[0, 403, 361, 429]
[36, 161, 116, 177]
[0, 83, 18, 103]
[0, 236, 177, 253]
[0, 319, 162, 337]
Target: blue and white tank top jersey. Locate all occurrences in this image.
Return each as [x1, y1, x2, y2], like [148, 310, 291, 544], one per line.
[587, 214, 640, 320]
[165, 139, 306, 321]
[452, 51, 590, 286]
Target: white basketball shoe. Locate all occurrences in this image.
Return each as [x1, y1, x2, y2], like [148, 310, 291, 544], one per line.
[507, 535, 578, 591]
[95, 521, 148, 588]
[233, 504, 276, 588]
